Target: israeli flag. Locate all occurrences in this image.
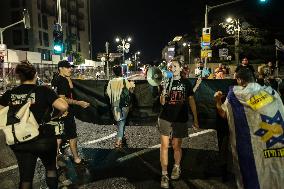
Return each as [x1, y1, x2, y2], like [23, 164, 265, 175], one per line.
[222, 83, 284, 189]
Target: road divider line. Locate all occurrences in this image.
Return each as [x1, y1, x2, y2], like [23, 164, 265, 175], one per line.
[0, 165, 18, 174]
[117, 129, 214, 163]
[83, 132, 117, 145]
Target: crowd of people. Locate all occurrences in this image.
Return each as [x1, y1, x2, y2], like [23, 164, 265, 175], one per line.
[1, 56, 284, 189]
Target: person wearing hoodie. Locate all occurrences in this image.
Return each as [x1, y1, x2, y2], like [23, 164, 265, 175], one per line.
[215, 69, 284, 189]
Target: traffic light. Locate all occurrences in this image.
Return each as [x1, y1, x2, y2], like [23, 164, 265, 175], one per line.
[53, 25, 64, 55]
[259, 0, 268, 3]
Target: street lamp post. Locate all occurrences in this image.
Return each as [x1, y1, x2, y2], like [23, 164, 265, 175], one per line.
[204, 0, 243, 66]
[224, 17, 240, 65]
[0, 9, 30, 92]
[183, 42, 191, 64]
[115, 37, 131, 65]
[134, 51, 141, 71]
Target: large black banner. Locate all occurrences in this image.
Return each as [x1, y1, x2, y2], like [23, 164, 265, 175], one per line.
[72, 79, 237, 129]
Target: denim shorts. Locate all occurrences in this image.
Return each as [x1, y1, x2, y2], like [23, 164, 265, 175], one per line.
[158, 118, 188, 138]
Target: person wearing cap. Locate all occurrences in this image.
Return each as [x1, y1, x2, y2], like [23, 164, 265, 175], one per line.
[55, 60, 90, 167]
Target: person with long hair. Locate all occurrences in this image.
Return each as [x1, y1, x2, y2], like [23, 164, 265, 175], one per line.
[159, 58, 199, 188]
[0, 61, 68, 189]
[106, 65, 135, 148]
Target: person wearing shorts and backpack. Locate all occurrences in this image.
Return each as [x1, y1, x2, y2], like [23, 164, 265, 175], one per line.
[106, 65, 135, 148]
[159, 58, 199, 188]
[0, 62, 68, 189]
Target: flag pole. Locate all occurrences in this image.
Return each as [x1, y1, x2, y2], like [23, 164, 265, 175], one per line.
[276, 46, 279, 77]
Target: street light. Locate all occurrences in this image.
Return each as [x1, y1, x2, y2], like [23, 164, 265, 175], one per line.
[204, 0, 243, 66]
[0, 9, 31, 91]
[182, 42, 191, 64]
[134, 51, 141, 71]
[115, 37, 132, 65]
[221, 17, 240, 65]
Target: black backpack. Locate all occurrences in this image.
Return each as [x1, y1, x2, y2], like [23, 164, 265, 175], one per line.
[119, 79, 131, 108]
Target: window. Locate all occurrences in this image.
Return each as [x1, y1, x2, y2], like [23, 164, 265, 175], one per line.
[13, 30, 22, 45]
[11, 11, 21, 22]
[43, 32, 49, 47]
[38, 13, 41, 28]
[38, 31, 42, 46]
[77, 30, 80, 40]
[37, 0, 41, 9]
[42, 15, 48, 30]
[10, 0, 20, 8]
[24, 30, 29, 45]
[78, 43, 81, 52]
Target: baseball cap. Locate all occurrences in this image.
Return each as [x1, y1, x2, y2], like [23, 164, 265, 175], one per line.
[58, 60, 74, 68]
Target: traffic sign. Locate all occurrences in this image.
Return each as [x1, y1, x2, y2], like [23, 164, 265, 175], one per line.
[202, 34, 211, 43]
[201, 49, 212, 58]
[219, 48, 228, 57]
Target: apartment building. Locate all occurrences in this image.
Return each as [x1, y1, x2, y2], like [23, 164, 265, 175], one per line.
[0, 0, 91, 61]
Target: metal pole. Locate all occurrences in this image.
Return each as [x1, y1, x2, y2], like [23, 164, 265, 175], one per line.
[122, 40, 125, 65]
[204, 5, 208, 67]
[276, 47, 279, 77]
[236, 19, 240, 65]
[188, 48, 191, 64]
[0, 29, 3, 44]
[105, 42, 109, 79]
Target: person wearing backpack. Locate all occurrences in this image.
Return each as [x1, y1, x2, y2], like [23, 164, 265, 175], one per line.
[106, 65, 135, 148]
[0, 61, 68, 189]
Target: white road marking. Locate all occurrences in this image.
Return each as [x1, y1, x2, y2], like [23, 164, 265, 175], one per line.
[83, 132, 117, 145]
[0, 129, 214, 174]
[117, 129, 214, 163]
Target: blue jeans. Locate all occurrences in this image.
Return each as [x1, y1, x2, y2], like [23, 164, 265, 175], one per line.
[112, 107, 129, 140]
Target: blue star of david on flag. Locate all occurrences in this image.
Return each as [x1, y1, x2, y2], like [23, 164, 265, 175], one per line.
[254, 111, 284, 148]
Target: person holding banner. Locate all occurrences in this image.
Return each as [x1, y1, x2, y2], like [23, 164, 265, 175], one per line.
[159, 58, 199, 188]
[215, 69, 284, 189]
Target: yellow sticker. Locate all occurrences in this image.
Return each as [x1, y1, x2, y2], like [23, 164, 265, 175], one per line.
[246, 91, 273, 110]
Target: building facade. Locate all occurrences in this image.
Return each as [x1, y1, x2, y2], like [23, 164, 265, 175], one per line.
[0, 0, 91, 61]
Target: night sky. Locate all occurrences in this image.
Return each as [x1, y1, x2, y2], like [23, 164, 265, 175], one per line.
[91, 0, 283, 63]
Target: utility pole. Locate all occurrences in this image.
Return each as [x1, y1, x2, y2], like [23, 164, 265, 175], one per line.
[203, 0, 243, 66]
[105, 42, 109, 79]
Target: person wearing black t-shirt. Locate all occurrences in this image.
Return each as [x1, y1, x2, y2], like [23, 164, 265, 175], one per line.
[158, 59, 199, 188]
[234, 57, 255, 79]
[0, 62, 68, 189]
[55, 60, 89, 166]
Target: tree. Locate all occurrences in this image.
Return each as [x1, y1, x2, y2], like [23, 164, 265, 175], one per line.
[65, 34, 84, 65]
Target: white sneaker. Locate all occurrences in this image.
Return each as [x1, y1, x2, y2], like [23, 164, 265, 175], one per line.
[171, 165, 181, 180]
[161, 174, 169, 188]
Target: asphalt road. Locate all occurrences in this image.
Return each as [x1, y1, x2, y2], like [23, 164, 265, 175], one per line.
[0, 119, 236, 189]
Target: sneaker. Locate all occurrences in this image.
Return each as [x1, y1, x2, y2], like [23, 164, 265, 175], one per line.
[171, 166, 181, 180]
[161, 175, 169, 189]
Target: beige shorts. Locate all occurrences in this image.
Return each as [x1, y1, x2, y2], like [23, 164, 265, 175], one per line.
[158, 118, 188, 138]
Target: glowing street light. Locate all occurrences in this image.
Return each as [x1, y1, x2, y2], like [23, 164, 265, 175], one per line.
[115, 36, 132, 65]
[221, 17, 240, 65]
[183, 42, 191, 64]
